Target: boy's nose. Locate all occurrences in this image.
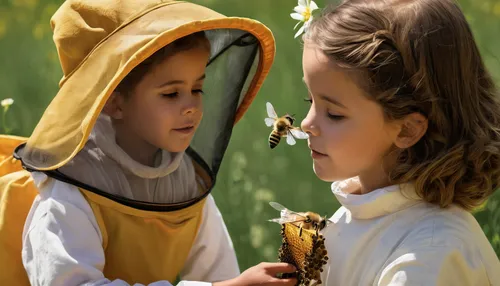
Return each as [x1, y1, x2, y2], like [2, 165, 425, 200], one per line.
[182, 105, 196, 115]
[181, 97, 201, 116]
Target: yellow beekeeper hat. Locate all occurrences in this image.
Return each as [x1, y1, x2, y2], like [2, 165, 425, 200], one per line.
[15, 0, 275, 176]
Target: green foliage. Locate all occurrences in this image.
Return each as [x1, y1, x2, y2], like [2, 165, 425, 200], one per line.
[0, 0, 498, 271]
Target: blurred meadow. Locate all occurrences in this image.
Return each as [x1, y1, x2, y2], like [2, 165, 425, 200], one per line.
[0, 0, 499, 270]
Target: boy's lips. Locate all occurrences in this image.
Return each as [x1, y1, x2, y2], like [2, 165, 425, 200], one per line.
[173, 125, 195, 134]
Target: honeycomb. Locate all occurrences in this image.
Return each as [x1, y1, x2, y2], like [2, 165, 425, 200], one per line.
[277, 223, 328, 286]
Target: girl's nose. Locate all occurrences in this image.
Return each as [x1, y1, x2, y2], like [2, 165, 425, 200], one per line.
[301, 109, 320, 137]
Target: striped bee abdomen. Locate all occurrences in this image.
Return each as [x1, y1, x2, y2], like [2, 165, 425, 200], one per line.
[269, 131, 281, 149]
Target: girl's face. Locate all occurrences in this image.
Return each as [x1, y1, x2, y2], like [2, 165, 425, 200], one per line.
[107, 45, 210, 159]
[301, 44, 401, 189]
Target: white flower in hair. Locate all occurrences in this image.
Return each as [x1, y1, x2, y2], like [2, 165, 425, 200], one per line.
[290, 0, 319, 38]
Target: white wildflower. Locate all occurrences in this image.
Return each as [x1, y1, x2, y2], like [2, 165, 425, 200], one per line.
[290, 0, 319, 38]
[1, 98, 14, 108]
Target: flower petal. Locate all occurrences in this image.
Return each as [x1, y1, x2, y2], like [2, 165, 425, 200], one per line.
[305, 16, 313, 27]
[298, 0, 307, 7]
[303, 19, 312, 33]
[294, 21, 302, 30]
[310, 1, 319, 10]
[294, 5, 306, 14]
[290, 12, 305, 21]
[294, 25, 305, 38]
[1, 98, 13, 107]
[304, 20, 310, 29]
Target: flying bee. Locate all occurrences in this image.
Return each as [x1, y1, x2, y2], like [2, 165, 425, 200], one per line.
[264, 102, 309, 149]
[268, 201, 330, 237]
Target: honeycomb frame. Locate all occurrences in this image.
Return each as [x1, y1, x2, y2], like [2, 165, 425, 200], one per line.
[277, 223, 328, 286]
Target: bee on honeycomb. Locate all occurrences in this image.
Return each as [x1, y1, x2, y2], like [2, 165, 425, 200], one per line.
[269, 202, 330, 286]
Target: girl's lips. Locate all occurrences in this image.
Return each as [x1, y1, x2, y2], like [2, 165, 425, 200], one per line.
[310, 148, 328, 159]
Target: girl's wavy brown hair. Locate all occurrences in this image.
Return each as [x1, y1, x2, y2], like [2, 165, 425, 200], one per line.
[305, 0, 500, 211]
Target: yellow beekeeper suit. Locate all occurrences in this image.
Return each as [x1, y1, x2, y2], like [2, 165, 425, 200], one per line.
[0, 0, 275, 285]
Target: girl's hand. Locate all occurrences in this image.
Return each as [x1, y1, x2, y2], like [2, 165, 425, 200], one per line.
[214, 262, 297, 286]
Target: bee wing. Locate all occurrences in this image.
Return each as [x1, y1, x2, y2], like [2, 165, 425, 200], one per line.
[269, 201, 288, 211]
[268, 217, 294, 224]
[269, 201, 306, 223]
[268, 218, 283, 223]
[264, 118, 275, 127]
[268, 216, 307, 225]
[266, 102, 278, 119]
[290, 127, 309, 139]
[286, 131, 297, 145]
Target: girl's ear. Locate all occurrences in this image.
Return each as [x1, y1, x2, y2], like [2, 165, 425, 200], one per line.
[394, 113, 428, 149]
[103, 92, 125, 120]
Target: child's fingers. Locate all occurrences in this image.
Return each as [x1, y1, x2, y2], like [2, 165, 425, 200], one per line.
[264, 262, 297, 274]
[270, 277, 298, 285]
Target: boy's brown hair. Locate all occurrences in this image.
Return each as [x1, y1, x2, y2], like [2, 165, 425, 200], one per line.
[306, 0, 500, 210]
[115, 31, 210, 95]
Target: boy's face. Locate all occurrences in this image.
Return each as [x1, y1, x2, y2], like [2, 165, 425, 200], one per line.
[109, 46, 210, 153]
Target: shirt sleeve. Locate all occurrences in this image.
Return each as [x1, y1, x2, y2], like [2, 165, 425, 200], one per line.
[377, 245, 490, 286]
[179, 194, 240, 282]
[22, 172, 213, 286]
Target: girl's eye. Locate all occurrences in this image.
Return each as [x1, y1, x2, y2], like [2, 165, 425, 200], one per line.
[328, 113, 345, 121]
[303, 97, 312, 104]
[192, 89, 204, 95]
[162, 92, 178, 98]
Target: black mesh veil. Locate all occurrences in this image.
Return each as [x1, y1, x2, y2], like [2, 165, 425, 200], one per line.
[191, 29, 260, 176]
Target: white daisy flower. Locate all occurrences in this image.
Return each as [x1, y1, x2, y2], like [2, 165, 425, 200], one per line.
[290, 0, 319, 38]
[1, 98, 13, 108]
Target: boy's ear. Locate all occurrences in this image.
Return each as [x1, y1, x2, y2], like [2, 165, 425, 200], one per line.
[103, 92, 125, 120]
[394, 113, 428, 149]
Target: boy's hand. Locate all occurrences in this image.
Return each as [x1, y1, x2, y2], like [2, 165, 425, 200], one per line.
[214, 262, 297, 286]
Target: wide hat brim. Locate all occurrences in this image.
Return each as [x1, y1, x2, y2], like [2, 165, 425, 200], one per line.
[19, 1, 275, 171]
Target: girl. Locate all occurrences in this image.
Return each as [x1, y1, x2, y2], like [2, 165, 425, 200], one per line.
[0, 0, 296, 285]
[300, 0, 500, 284]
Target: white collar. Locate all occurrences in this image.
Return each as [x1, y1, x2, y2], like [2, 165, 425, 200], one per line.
[331, 177, 421, 219]
[91, 115, 184, 179]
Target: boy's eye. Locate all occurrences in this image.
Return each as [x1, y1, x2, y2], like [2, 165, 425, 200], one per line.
[303, 97, 312, 104]
[192, 89, 204, 95]
[162, 92, 178, 98]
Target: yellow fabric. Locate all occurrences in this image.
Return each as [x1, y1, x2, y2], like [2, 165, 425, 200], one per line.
[21, 0, 276, 171]
[0, 1, 276, 283]
[81, 190, 206, 284]
[0, 135, 36, 286]
[0, 134, 207, 284]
